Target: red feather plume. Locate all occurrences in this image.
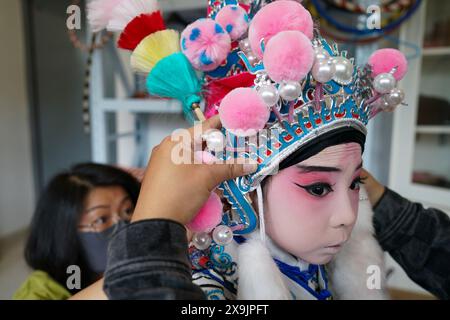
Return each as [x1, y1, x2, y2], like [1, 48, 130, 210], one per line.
[118, 11, 166, 51]
[203, 72, 256, 118]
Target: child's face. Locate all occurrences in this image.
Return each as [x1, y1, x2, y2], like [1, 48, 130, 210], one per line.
[264, 143, 362, 265]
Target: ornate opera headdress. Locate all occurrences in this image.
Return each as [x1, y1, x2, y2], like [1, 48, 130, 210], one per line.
[87, 0, 408, 249]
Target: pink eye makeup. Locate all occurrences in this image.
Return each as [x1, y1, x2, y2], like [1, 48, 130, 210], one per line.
[294, 182, 335, 198]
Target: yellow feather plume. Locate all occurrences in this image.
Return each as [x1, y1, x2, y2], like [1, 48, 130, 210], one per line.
[130, 29, 180, 74]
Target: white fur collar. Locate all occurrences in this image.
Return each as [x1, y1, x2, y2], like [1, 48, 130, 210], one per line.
[327, 186, 390, 299]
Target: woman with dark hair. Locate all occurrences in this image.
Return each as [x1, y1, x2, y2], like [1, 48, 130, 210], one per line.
[13, 163, 141, 300]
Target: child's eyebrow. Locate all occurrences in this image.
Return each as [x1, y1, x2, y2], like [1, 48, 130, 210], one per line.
[295, 165, 341, 173]
[295, 161, 363, 173]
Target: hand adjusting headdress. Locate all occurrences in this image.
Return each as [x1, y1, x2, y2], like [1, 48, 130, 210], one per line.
[88, 0, 409, 246]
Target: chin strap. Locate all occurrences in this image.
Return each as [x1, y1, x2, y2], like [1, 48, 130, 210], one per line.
[256, 184, 266, 244]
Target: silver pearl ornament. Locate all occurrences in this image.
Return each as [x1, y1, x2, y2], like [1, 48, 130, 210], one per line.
[381, 99, 396, 112]
[373, 73, 397, 94]
[192, 232, 212, 250]
[258, 84, 280, 107]
[314, 47, 330, 62]
[246, 53, 259, 66]
[204, 130, 225, 152]
[279, 81, 302, 101]
[384, 88, 405, 107]
[375, 96, 394, 112]
[212, 225, 234, 246]
[239, 38, 251, 52]
[332, 56, 354, 85]
[312, 59, 336, 83]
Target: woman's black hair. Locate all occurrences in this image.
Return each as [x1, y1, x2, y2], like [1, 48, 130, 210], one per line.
[24, 163, 141, 293]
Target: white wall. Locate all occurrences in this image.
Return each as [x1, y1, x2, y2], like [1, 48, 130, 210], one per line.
[0, 0, 35, 237]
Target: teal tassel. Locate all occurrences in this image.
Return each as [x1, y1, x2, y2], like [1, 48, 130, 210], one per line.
[146, 52, 202, 124]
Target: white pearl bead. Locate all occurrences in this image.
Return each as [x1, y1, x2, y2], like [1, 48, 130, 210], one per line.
[384, 88, 405, 107]
[212, 225, 234, 246]
[373, 73, 397, 94]
[239, 38, 251, 52]
[314, 47, 330, 62]
[332, 56, 353, 85]
[246, 53, 259, 66]
[279, 81, 302, 101]
[258, 84, 280, 106]
[381, 98, 396, 112]
[204, 130, 225, 152]
[312, 59, 336, 83]
[192, 232, 212, 250]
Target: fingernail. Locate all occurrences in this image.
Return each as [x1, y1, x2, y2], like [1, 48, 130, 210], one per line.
[243, 163, 258, 174]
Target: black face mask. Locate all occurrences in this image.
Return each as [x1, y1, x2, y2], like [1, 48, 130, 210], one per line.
[78, 220, 129, 275]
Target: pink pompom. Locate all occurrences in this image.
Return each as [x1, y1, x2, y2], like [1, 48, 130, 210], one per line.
[187, 192, 223, 233]
[264, 31, 314, 83]
[368, 48, 408, 81]
[181, 19, 231, 72]
[219, 88, 270, 136]
[248, 0, 313, 59]
[215, 5, 250, 41]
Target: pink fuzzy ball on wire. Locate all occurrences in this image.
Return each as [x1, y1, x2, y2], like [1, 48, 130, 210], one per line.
[187, 192, 223, 233]
[215, 5, 250, 41]
[248, 0, 314, 59]
[181, 18, 231, 72]
[368, 48, 408, 81]
[219, 88, 270, 136]
[264, 30, 314, 83]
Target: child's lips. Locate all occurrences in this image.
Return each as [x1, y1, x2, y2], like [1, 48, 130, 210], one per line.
[327, 244, 342, 248]
[325, 238, 348, 250]
[323, 244, 343, 254]
[325, 244, 342, 251]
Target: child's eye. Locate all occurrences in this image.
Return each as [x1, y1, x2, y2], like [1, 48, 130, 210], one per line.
[295, 183, 334, 197]
[350, 177, 365, 190]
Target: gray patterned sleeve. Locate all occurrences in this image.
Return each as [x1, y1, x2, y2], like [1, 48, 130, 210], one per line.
[373, 188, 450, 299]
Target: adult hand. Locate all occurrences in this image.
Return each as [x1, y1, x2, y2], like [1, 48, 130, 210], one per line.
[361, 168, 386, 207]
[132, 115, 258, 225]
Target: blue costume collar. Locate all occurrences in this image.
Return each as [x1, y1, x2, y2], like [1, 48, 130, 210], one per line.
[273, 258, 332, 300]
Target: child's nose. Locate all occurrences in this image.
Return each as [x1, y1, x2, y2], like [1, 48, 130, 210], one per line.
[330, 193, 357, 228]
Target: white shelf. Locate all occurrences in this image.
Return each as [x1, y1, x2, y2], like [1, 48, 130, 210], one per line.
[422, 46, 450, 56]
[87, 0, 206, 164]
[416, 125, 450, 134]
[390, 1, 450, 210]
[99, 98, 182, 113]
[159, 0, 205, 12]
